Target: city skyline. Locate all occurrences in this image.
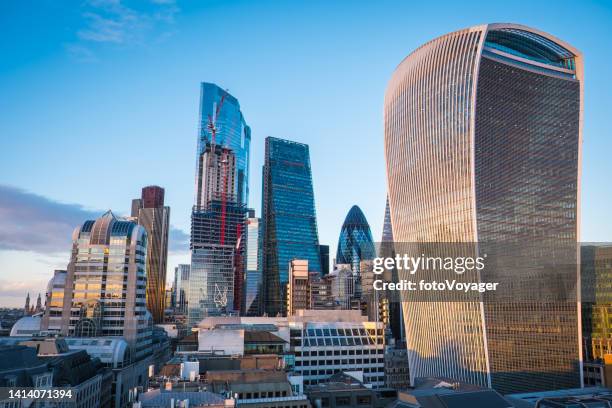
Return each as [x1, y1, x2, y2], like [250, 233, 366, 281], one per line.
[2, 1, 612, 307]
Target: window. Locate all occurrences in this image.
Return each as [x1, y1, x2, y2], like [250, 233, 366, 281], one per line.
[335, 396, 351, 406]
[357, 395, 372, 405]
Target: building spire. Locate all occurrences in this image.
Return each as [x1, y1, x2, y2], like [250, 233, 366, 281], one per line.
[24, 293, 30, 315]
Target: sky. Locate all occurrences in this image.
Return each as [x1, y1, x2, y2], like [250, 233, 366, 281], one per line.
[1, 0, 611, 307]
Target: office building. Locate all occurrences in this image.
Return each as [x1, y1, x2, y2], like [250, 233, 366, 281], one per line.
[190, 144, 247, 324]
[581, 244, 612, 360]
[379, 197, 403, 342]
[335, 205, 376, 275]
[384, 24, 583, 393]
[306, 373, 396, 408]
[40, 211, 153, 361]
[0, 342, 111, 408]
[174, 264, 190, 315]
[309, 274, 335, 310]
[244, 212, 263, 316]
[132, 186, 170, 324]
[196, 310, 386, 388]
[262, 137, 322, 316]
[287, 260, 310, 316]
[319, 245, 330, 276]
[41, 269, 67, 333]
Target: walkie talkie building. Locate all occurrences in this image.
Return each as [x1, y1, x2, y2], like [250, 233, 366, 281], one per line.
[384, 24, 583, 393]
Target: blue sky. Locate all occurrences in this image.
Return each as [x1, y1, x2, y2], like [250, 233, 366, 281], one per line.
[1, 0, 611, 307]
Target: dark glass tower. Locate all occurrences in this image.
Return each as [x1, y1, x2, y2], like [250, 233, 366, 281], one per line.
[262, 137, 321, 316]
[336, 205, 376, 274]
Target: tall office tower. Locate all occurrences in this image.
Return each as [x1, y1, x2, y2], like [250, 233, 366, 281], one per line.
[197, 83, 251, 206]
[40, 211, 152, 360]
[336, 205, 376, 275]
[244, 211, 263, 316]
[190, 84, 249, 325]
[41, 270, 67, 332]
[319, 245, 330, 276]
[384, 24, 583, 393]
[287, 260, 311, 316]
[190, 142, 247, 324]
[379, 196, 403, 342]
[262, 137, 322, 316]
[174, 264, 190, 314]
[131, 185, 170, 324]
[581, 245, 612, 361]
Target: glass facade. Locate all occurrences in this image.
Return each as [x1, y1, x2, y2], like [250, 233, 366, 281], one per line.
[190, 84, 250, 325]
[335, 205, 376, 274]
[197, 83, 251, 206]
[384, 24, 583, 393]
[244, 214, 263, 316]
[174, 264, 190, 314]
[41, 211, 152, 360]
[262, 137, 322, 316]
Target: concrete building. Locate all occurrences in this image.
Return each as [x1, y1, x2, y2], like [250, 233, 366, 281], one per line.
[384, 344, 410, 391]
[0, 341, 111, 408]
[287, 260, 310, 316]
[506, 387, 612, 407]
[196, 310, 385, 388]
[306, 373, 396, 408]
[384, 23, 583, 393]
[136, 390, 232, 408]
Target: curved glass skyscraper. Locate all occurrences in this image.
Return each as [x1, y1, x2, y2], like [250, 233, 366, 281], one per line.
[197, 82, 251, 206]
[384, 24, 583, 393]
[336, 205, 376, 273]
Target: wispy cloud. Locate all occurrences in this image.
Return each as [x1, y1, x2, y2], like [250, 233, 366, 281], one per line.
[0, 185, 189, 254]
[67, 0, 180, 60]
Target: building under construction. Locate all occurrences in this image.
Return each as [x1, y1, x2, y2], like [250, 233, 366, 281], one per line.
[188, 83, 250, 326]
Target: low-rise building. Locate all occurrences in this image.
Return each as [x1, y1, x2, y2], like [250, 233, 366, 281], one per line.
[384, 344, 410, 390]
[506, 387, 612, 407]
[305, 373, 395, 408]
[196, 310, 385, 388]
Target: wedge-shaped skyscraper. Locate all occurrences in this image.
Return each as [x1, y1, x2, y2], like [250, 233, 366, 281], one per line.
[384, 24, 583, 393]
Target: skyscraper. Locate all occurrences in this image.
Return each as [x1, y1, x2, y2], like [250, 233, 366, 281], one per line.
[197, 82, 251, 206]
[379, 196, 403, 342]
[262, 137, 322, 316]
[189, 85, 249, 325]
[41, 211, 152, 360]
[336, 205, 376, 275]
[131, 185, 170, 324]
[244, 211, 263, 316]
[319, 245, 330, 276]
[174, 264, 190, 315]
[384, 24, 582, 393]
